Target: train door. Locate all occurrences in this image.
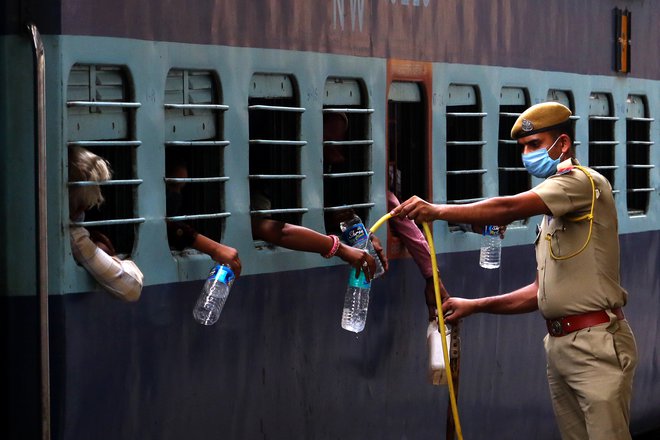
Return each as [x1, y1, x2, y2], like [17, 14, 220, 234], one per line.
[386, 60, 432, 258]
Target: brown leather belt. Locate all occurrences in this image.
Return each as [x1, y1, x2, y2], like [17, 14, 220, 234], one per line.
[546, 307, 624, 337]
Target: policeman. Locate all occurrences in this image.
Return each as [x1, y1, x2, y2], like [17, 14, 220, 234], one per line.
[390, 102, 637, 440]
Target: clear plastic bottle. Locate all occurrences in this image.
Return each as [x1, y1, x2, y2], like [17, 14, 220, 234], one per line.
[339, 212, 385, 279]
[479, 225, 501, 269]
[193, 264, 235, 326]
[341, 267, 371, 333]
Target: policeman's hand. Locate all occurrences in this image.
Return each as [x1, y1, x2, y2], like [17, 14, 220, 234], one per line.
[336, 244, 377, 282]
[369, 234, 388, 272]
[440, 297, 476, 325]
[389, 195, 440, 224]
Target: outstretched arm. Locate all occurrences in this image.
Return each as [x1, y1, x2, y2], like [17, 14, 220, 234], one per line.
[441, 276, 539, 325]
[70, 226, 143, 302]
[390, 191, 551, 226]
[191, 234, 242, 278]
[251, 218, 378, 280]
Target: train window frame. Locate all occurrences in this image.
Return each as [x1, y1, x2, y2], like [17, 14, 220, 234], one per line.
[163, 69, 230, 256]
[387, 81, 428, 203]
[445, 83, 486, 232]
[66, 64, 144, 257]
[625, 94, 654, 217]
[322, 77, 375, 235]
[546, 89, 580, 147]
[498, 86, 531, 227]
[588, 92, 619, 195]
[248, 73, 307, 247]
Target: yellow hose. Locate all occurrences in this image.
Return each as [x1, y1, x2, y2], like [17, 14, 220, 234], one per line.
[423, 222, 464, 440]
[369, 212, 463, 439]
[368, 212, 392, 234]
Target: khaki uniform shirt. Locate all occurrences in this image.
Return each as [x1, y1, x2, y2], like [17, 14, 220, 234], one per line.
[531, 158, 627, 319]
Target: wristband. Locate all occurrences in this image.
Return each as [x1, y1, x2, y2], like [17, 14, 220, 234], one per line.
[322, 235, 340, 258]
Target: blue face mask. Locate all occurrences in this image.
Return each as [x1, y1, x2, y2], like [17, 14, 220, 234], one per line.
[521, 136, 562, 178]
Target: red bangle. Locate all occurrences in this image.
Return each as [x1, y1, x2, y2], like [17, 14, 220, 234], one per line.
[322, 235, 340, 258]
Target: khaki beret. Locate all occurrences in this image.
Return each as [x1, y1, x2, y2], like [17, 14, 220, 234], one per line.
[511, 102, 572, 139]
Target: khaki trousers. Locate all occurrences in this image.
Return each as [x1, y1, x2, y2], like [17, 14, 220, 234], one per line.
[544, 319, 637, 440]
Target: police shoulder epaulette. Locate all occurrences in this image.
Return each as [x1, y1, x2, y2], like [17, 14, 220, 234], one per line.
[555, 166, 574, 176]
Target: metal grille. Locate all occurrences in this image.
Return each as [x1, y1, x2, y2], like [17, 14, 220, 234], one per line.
[164, 69, 229, 244]
[626, 95, 654, 216]
[67, 64, 143, 255]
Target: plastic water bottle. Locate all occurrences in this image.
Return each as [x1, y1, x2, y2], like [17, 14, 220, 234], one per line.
[341, 268, 371, 333]
[479, 225, 501, 269]
[339, 213, 385, 279]
[193, 264, 235, 326]
[427, 320, 451, 385]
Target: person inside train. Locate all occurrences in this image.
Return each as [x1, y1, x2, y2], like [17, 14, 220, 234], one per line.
[68, 146, 144, 302]
[390, 102, 637, 440]
[165, 154, 242, 277]
[249, 111, 384, 281]
[387, 190, 450, 320]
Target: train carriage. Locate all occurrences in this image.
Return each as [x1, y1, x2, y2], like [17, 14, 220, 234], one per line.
[2, 1, 659, 439]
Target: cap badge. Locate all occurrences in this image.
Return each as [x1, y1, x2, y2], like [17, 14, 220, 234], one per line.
[522, 119, 534, 132]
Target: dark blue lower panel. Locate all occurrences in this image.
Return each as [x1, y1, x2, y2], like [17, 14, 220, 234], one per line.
[4, 230, 659, 439]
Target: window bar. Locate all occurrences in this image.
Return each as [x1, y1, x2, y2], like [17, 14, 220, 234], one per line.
[323, 140, 374, 147]
[68, 140, 142, 148]
[164, 103, 228, 111]
[250, 208, 309, 216]
[67, 101, 141, 108]
[71, 217, 145, 227]
[248, 174, 306, 180]
[446, 141, 488, 146]
[248, 104, 305, 113]
[165, 140, 230, 147]
[323, 171, 374, 179]
[446, 112, 487, 117]
[68, 179, 143, 187]
[249, 140, 307, 147]
[324, 202, 375, 212]
[167, 212, 231, 222]
[164, 176, 230, 184]
[323, 107, 375, 114]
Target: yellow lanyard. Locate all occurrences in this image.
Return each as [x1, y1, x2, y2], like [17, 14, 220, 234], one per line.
[545, 165, 596, 260]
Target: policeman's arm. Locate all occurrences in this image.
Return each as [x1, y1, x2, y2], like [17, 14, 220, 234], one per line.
[441, 276, 539, 324]
[392, 191, 551, 226]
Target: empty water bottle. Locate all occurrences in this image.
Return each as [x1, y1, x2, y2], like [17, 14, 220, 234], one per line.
[479, 225, 502, 269]
[339, 211, 385, 279]
[193, 264, 235, 326]
[341, 267, 371, 333]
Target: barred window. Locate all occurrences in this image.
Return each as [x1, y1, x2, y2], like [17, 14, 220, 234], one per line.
[67, 64, 143, 255]
[323, 77, 374, 234]
[546, 89, 579, 146]
[626, 95, 654, 216]
[498, 87, 530, 226]
[164, 69, 229, 248]
[446, 84, 486, 231]
[248, 74, 307, 240]
[588, 93, 619, 194]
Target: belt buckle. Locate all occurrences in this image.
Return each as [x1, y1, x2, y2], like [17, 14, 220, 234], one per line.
[549, 319, 564, 336]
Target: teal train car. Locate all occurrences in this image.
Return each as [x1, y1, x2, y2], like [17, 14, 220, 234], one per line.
[2, 1, 659, 439]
